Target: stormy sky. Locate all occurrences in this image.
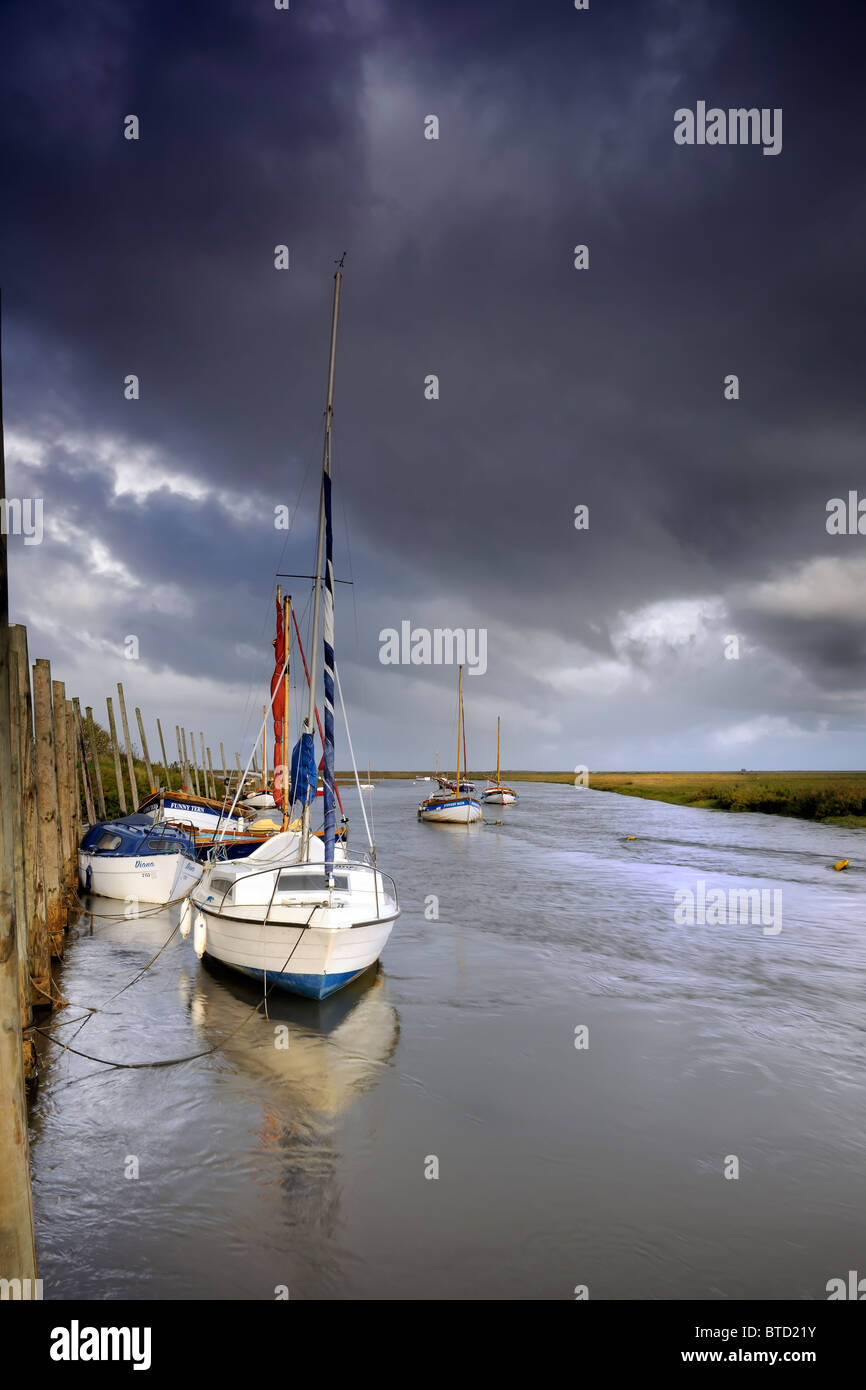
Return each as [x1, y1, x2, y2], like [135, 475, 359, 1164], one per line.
[1, 0, 864, 773]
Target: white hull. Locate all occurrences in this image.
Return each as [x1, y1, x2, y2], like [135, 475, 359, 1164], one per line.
[197, 908, 395, 999]
[191, 836, 398, 998]
[240, 792, 276, 809]
[78, 851, 203, 904]
[481, 790, 517, 804]
[418, 797, 482, 824]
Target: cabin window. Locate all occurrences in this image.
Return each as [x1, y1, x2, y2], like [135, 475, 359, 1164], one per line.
[277, 871, 350, 892]
[210, 878, 233, 899]
[95, 832, 122, 851]
[145, 839, 176, 854]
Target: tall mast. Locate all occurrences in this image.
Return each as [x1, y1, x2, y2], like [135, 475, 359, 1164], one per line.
[301, 264, 343, 858]
[497, 715, 501, 785]
[262, 704, 267, 792]
[282, 593, 290, 832]
[456, 665, 462, 798]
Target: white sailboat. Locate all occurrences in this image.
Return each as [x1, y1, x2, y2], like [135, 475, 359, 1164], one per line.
[191, 262, 399, 999]
[358, 761, 375, 791]
[418, 667, 482, 824]
[481, 717, 518, 804]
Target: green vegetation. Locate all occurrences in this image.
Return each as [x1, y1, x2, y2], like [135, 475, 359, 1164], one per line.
[85, 720, 182, 821]
[584, 771, 866, 826]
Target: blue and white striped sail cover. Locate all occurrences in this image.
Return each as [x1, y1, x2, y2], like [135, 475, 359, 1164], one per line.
[290, 732, 317, 807]
[322, 472, 336, 880]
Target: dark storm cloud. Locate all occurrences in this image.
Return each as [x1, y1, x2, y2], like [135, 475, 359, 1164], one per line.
[1, 0, 864, 766]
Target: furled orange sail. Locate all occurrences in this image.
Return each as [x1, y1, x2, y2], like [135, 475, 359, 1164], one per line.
[271, 594, 286, 808]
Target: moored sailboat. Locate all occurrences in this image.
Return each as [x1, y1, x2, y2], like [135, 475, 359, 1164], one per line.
[481, 717, 518, 804]
[191, 262, 399, 998]
[418, 667, 482, 824]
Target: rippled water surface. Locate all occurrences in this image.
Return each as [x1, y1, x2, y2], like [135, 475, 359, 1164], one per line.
[30, 783, 866, 1299]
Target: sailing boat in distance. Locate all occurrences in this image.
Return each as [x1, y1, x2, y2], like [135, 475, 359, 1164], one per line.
[358, 761, 375, 791]
[417, 667, 482, 824]
[481, 716, 518, 805]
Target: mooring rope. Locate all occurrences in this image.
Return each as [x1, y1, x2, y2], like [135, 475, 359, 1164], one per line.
[35, 906, 318, 1070]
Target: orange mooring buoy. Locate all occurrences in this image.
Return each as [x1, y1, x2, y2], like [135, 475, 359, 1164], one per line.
[834, 859, 849, 871]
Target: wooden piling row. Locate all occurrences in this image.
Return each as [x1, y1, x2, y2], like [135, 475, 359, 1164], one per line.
[9, 627, 50, 1008]
[0, 291, 39, 1279]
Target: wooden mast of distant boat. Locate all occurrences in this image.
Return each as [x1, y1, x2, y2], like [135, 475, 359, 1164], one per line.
[455, 665, 462, 800]
[496, 715, 501, 786]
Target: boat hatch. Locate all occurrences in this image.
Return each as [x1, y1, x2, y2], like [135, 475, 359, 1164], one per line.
[277, 870, 351, 892]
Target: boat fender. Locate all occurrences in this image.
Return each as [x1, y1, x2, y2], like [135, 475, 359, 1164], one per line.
[834, 859, 849, 871]
[193, 913, 207, 959]
[179, 899, 192, 938]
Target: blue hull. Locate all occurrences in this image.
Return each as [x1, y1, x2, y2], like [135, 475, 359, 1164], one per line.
[224, 960, 371, 1000]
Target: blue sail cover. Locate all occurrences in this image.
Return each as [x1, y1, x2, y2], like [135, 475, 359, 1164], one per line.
[290, 732, 317, 807]
[322, 472, 336, 880]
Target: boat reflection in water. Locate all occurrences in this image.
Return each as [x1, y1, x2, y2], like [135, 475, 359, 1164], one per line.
[189, 956, 400, 1122]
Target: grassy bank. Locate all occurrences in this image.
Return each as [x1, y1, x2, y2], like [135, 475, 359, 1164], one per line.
[580, 770, 866, 826]
[358, 770, 866, 826]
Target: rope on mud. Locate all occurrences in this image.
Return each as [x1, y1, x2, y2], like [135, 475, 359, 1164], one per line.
[70, 884, 200, 923]
[36, 906, 318, 1071]
[47, 882, 200, 1036]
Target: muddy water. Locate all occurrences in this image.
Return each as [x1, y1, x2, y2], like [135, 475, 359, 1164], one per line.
[30, 783, 866, 1299]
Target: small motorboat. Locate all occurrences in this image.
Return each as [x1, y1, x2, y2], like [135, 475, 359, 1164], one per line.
[79, 815, 203, 903]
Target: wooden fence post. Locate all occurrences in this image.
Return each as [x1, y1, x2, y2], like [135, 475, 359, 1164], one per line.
[135, 708, 154, 791]
[7, 649, 32, 1031]
[9, 628, 50, 1006]
[116, 683, 138, 811]
[52, 680, 75, 891]
[186, 727, 201, 796]
[157, 718, 171, 790]
[33, 660, 65, 956]
[72, 698, 96, 826]
[84, 704, 106, 820]
[66, 698, 81, 855]
[175, 725, 187, 790]
[106, 697, 127, 816]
